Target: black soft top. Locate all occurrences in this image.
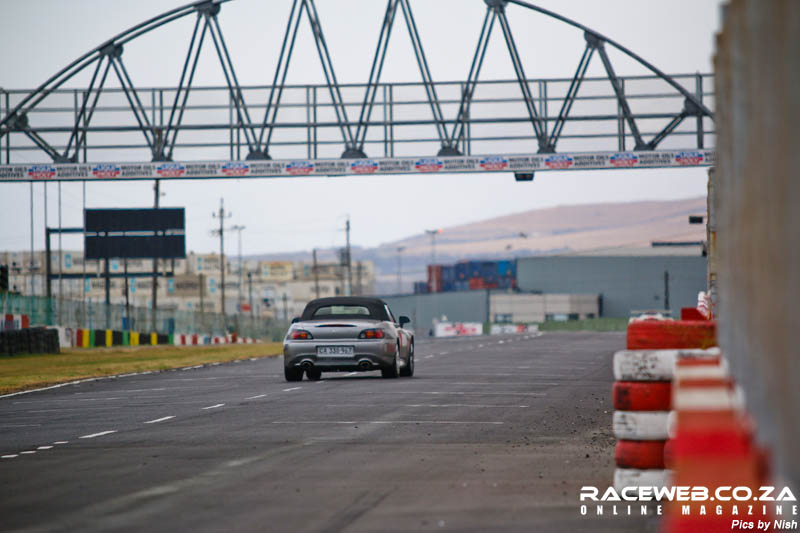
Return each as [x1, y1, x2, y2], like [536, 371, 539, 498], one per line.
[300, 297, 391, 321]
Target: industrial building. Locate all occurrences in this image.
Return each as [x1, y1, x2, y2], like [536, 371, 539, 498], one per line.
[515, 245, 707, 318]
[383, 290, 599, 335]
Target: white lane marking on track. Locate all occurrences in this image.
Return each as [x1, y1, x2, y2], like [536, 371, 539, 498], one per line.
[73, 388, 165, 394]
[282, 387, 302, 392]
[424, 355, 435, 359]
[201, 404, 225, 410]
[144, 416, 175, 424]
[498, 341, 504, 344]
[357, 391, 547, 397]
[20, 451, 37, 454]
[80, 430, 117, 439]
[2, 454, 19, 459]
[272, 420, 504, 425]
[37, 445, 53, 450]
[53, 441, 68, 445]
[324, 403, 529, 409]
[0, 424, 41, 427]
[245, 394, 267, 400]
[13, 397, 125, 404]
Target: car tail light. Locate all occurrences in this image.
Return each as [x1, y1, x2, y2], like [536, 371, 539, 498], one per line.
[358, 328, 385, 339]
[290, 329, 313, 340]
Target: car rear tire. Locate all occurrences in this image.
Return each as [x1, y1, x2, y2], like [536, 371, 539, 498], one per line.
[400, 342, 415, 377]
[306, 368, 322, 381]
[284, 367, 303, 382]
[382, 353, 399, 379]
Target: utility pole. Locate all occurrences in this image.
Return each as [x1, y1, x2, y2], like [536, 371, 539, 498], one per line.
[247, 271, 253, 318]
[29, 182, 34, 298]
[211, 198, 233, 318]
[345, 216, 352, 296]
[151, 180, 165, 332]
[199, 273, 205, 325]
[355, 261, 363, 295]
[124, 258, 130, 328]
[312, 249, 320, 299]
[396, 246, 405, 294]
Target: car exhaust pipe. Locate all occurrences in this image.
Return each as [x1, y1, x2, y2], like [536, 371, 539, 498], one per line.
[300, 360, 314, 370]
[358, 359, 372, 370]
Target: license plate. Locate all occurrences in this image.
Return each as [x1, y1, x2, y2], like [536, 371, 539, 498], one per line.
[317, 346, 354, 357]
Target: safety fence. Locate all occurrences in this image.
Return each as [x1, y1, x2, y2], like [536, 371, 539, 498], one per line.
[0, 293, 288, 341]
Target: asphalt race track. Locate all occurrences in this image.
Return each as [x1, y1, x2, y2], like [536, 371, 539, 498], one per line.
[0, 332, 655, 532]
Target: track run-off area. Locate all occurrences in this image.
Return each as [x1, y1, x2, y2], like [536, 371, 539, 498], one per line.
[0, 332, 654, 532]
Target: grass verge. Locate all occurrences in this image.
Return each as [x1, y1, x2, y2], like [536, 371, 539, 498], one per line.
[538, 317, 628, 332]
[0, 343, 282, 395]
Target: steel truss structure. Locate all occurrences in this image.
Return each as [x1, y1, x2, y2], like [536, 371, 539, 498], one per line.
[0, 0, 715, 181]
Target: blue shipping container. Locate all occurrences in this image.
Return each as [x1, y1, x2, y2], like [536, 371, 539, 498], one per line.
[454, 262, 469, 280]
[497, 260, 512, 277]
[441, 265, 456, 282]
[480, 261, 497, 278]
[468, 261, 482, 278]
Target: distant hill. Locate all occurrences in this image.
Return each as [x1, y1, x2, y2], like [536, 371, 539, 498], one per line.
[247, 196, 707, 294]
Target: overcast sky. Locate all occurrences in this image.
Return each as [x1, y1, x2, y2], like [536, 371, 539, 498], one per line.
[0, 0, 723, 257]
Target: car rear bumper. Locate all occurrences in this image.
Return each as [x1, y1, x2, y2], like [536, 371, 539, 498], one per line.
[284, 339, 396, 371]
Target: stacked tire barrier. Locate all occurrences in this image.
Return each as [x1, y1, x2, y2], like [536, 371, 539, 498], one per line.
[172, 333, 258, 345]
[73, 328, 173, 348]
[612, 313, 719, 492]
[2, 314, 30, 331]
[0, 327, 60, 355]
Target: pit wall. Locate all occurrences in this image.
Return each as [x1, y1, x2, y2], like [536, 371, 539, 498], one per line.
[714, 0, 800, 491]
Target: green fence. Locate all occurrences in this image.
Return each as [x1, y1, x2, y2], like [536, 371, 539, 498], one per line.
[1, 293, 288, 341]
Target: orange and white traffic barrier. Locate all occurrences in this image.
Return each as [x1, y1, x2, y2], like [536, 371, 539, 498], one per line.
[663, 350, 773, 531]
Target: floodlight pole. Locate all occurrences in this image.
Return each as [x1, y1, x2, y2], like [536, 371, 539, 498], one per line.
[396, 246, 405, 294]
[230, 224, 246, 310]
[151, 179, 160, 332]
[212, 198, 233, 320]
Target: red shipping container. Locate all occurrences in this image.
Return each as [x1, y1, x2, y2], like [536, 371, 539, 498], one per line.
[427, 265, 443, 292]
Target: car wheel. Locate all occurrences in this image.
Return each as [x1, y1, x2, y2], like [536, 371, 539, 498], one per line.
[284, 366, 303, 382]
[306, 368, 322, 381]
[400, 341, 415, 377]
[382, 352, 399, 379]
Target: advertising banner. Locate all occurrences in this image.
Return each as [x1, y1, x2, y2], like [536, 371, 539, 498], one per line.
[435, 322, 483, 337]
[489, 324, 540, 335]
[0, 150, 715, 182]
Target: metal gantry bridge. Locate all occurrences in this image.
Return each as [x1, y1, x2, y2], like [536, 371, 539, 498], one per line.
[0, 0, 715, 182]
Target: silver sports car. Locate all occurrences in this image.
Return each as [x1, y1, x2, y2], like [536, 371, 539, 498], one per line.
[283, 297, 415, 381]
